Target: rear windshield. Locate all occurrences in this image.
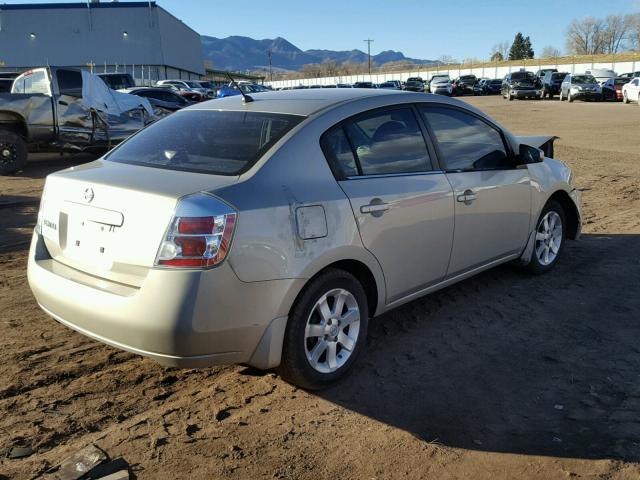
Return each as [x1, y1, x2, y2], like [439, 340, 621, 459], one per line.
[552, 73, 567, 80]
[572, 75, 596, 84]
[511, 72, 534, 80]
[615, 78, 630, 85]
[106, 110, 304, 175]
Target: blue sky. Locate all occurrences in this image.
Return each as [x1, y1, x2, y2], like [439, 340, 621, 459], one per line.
[6, 0, 639, 60]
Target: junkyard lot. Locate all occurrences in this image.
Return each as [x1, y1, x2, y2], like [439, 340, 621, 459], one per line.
[1, 96, 640, 479]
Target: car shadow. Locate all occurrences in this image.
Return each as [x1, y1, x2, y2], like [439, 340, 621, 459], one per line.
[0, 195, 40, 254]
[312, 234, 640, 461]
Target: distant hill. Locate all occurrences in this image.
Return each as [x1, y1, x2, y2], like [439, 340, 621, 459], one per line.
[201, 35, 436, 72]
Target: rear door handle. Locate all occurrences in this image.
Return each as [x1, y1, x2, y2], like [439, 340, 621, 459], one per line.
[360, 203, 390, 214]
[456, 190, 477, 204]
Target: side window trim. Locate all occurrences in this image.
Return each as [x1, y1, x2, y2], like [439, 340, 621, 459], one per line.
[417, 103, 516, 172]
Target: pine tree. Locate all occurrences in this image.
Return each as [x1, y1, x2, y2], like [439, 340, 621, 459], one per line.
[509, 32, 534, 60]
[524, 36, 535, 59]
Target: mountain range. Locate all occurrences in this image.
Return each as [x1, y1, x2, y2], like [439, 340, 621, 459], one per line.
[201, 35, 436, 72]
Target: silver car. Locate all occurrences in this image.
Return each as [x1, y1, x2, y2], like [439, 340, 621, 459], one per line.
[28, 90, 581, 389]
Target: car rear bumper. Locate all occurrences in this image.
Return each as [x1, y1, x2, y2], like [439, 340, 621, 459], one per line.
[27, 232, 301, 368]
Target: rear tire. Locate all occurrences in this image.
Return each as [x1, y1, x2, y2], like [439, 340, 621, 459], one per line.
[277, 269, 369, 390]
[525, 200, 566, 275]
[0, 130, 28, 175]
[623, 91, 629, 104]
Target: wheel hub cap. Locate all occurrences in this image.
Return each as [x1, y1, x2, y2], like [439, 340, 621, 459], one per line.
[304, 288, 361, 374]
[535, 211, 563, 266]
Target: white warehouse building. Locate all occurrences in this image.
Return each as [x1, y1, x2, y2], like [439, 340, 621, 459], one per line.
[0, 1, 204, 81]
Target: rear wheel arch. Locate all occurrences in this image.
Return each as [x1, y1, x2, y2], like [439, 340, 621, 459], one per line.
[0, 112, 29, 139]
[546, 190, 580, 240]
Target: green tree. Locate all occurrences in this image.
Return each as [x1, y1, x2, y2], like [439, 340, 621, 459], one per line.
[509, 32, 534, 60]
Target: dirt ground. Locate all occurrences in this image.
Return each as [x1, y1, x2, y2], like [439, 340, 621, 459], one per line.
[1, 96, 640, 480]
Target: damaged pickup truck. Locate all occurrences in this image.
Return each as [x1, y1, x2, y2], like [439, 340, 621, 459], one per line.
[0, 67, 154, 175]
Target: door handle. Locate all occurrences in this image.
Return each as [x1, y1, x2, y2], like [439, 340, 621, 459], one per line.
[456, 190, 477, 204]
[360, 203, 390, 214]
[58, 100, 69, 106]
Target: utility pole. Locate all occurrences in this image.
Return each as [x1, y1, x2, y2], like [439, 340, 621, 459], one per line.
[363, 39, 374, 76]
[267, 49, 273, 81]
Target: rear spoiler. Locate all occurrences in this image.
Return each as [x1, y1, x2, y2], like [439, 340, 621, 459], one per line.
[514, 135, 557, 159]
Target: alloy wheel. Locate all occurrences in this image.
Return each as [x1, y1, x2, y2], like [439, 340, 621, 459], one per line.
[304, 288, 361, 374]
[535, 211, 563, 266]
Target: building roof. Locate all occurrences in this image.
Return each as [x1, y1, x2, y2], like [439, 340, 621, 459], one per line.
[0, 2, 157, 10]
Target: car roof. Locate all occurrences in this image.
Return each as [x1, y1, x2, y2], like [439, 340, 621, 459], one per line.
[187, 88, 409, 116]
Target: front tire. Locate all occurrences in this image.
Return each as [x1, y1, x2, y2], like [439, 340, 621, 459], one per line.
[623, 91, 629, 104]
[525, 200, 566, 275]
[0, 130, 28, 175]
[568, 91, 574, 103]
[277, 269, 369, 390]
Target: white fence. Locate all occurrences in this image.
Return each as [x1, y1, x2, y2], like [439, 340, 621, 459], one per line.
[267, 60, 640, 88]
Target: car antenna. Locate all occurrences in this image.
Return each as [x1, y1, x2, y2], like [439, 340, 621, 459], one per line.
[226, 72, 253, 103]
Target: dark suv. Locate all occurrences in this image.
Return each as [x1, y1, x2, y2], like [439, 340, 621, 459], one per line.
[541, 71, 568, 99]
[403, 77, 425, 92]
[452, 75, 477, 96]
[501, 71, 542, 100]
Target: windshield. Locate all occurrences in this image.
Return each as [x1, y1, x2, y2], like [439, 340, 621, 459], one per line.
[490, 79, 502, 84]
[511, 72, 534, 81]
[107, 111, 304, 175]
[572, 75, 596, 84]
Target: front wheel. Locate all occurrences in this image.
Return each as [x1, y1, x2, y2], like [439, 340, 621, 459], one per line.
[0, 130, 28, 175]
[568, 91, 574, 103]
[525, 200, 566, 274]
[277, 269, 369, 390]
[623, 91, 629, 104]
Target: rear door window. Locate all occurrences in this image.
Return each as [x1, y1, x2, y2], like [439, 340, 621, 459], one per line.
[107, 110, 304, 175]
[344, 107, 432, 175]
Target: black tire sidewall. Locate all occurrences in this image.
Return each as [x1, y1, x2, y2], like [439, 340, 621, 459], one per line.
[527, 200, 566, 274]
[0, 131, 27, 175]
[278, 269, 369, 390]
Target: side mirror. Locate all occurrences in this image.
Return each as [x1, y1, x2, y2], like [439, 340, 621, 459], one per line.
[518, 144, 544, 165]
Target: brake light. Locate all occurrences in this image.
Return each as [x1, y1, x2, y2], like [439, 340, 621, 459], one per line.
[155, 194, 237, 269]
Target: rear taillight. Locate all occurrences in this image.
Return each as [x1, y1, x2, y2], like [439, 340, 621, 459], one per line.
[155, 193, 237, 269]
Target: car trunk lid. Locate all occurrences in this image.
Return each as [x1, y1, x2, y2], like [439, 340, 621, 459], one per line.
[39, 160, 238, 287]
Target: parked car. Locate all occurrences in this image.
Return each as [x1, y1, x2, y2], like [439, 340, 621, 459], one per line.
[192, 80, 216, 98]
[121, 87, 191, 115]
[429, 75, 453, 96]
[619, 71, 640, 79]
[156, 83, 205, 102]
[585, 69, 616, 86]
[378, 81, 401, 90]
[336, 83, 353, 88]
[97, 73, 136, 91]
[216, 82, 270, 98]
[541, 72, 568, 99]
[559, 74, 602, 102]
[321, 85, 337, 88]
[28, 89, 581, 389]
[156, 80, 210, 98]
[451, 75, 477, 96]
[473, 79, 490, 95]
[353, 81, 375, 89]
[502, 71, 542, 100]
[403, 77, 425, 92]
[622, 77, 640, 104]
[0, 67, 154, 175]
[482, 79, 503, 95]
[602, 77, 630, 101]
[535, 68, 557, 79]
